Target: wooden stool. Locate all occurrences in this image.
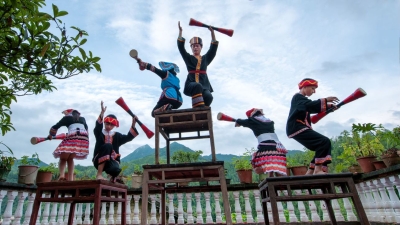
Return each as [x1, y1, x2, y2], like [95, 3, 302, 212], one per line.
[141, 161, 232, 225]
[29, 180, 127, 225]
[258, 173, 370, 225]
[154, 107, 215, 164]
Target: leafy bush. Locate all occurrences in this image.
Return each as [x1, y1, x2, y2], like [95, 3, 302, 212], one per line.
[133, 164, 143, 175]
[233, 149, 252, 171]
[0, 142, 16, 170]
[39, 162, 58, 173]
[171, 150, 203, 163]
[20, 153, 40, 166]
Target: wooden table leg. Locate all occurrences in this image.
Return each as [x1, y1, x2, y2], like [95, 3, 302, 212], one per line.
[218, 166, 232, 225]
[67, 202, 76, 225]
[122, 191, 127, 225]
[29, 192, 40, 225]
[141, 170, 150, 225]
[93, 186, 101, 225]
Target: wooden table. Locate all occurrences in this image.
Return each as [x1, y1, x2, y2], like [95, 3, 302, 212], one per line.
[154, 107, 215, 164]
[29, 180, 127, 225]
[141, 161, 232, 225]
[258, 173, 370, 225]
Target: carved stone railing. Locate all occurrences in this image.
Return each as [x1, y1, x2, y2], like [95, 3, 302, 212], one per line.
[1, 166, 399, 224]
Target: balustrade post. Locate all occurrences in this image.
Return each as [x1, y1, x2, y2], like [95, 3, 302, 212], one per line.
[307, 190, 320, 222]
[186, 193, 194, 224]
[276, 190, 286, 222]
[203, 192, 212, 223]
[168, 193, 175, 224]
[150, 194, 158, 224]
[99, 202, 107, 225]
[22, 192, 36, 225]
[83, 203, 91, 225]
[377, 178, 396, 223]
[371, 179, 385, 222]
[57, 195, 65, 225]
[294, 190, 308, 222]
[194, 193, 203, 224]
[126, 195, 132, 224]
[108, 202, 115, 224]
[48, 201, 58, 225]
[12, 191, 28, 225]
[388, 175, 400, 223]
[213, 192, 222, 223]
[315, 189, 329, 221]
[253, 190, 264, 223]
[40, 193, 51, 225]
[283, 190, 297, 222]
[116, 195, 122, 225]
[76, 203, 83, 225]
[233, 191, 243, 223]
[132, 195, 141, 225]
[242, 191, 253, 223]
[3, 190, 17, 225]
[361, 181, 375, 221]
[176, 193, 184, 224]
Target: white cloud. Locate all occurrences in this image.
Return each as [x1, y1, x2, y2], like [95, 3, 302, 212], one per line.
[3, 0, 399, 166]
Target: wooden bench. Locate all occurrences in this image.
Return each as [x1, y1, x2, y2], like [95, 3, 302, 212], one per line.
[29, 180, 127, 225]
[141, 161, 232, 225]
[258, 173, 370, 225]
[154, 107, 215, 164]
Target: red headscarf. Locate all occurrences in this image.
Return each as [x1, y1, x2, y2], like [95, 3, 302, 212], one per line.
[104, 114, 119, 127]
[298, 78, 318, 89]
[245, 108, 264, 118]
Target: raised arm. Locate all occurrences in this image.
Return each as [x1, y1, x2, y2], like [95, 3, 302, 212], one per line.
[137, 59, 168, 79]
[94, 101, 106, 137]
[178, 21, 182, 38]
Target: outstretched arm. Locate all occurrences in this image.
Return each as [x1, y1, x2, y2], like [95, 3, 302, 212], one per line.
[178, 21, 183, 38]
[209, 26, 216, 42]
[137, 59, 168, 79]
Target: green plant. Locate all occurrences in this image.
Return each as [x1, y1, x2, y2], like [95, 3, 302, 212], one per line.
[133, 164, 143, 175]
[341, 123, 385, 158]
[376, 125, 400, 155]
[286, 148, 313, 167]
[39, 162, 58, 173]
[0, 142, 17, 170]
[233, 149, 253, 171]
[171, 150, 203, 163]
[20, 153, 40, 166]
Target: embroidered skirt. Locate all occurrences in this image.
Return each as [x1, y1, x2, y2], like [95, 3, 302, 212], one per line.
[251, 141, 288, 175]
[53, 133, 89, 160]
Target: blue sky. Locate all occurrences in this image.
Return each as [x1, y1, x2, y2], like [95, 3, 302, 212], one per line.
[4, 0, 400, 166]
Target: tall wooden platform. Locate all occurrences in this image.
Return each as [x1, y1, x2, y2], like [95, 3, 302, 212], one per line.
[141, 161, 232, 225]
[259, 173, 370, 225]
[29, 180, 127, 225]
[154, 107, 215, 164]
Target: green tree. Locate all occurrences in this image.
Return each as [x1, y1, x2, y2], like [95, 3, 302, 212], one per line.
[0, 0, 101, 135]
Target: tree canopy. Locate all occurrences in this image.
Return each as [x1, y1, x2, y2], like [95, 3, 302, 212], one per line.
[0, 0, 101, 135]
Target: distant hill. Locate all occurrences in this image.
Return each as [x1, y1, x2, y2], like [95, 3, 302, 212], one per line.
[121, 144, 154, 162]
[121, 142, 195, 162]
[121, 142, 303, 163]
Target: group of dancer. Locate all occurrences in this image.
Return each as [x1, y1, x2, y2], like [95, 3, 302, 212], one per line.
[46, 21, 340, 182]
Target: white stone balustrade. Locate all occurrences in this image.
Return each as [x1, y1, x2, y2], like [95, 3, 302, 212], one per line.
[1, 173, 400, 224]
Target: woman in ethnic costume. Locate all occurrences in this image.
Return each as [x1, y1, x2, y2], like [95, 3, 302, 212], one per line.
[48, 109, 89, 181]
[286, 78, 339, 175]
[137, 60, 183, 117]
[235, 108, 288, 177]
[92, 101, 139, 181]
[177, 21, 218, 108]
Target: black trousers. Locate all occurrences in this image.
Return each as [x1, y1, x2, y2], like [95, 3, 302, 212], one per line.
[92, 143, 121, 177]
[184, 82, 213, 106]
[292, 128, 332, 165]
